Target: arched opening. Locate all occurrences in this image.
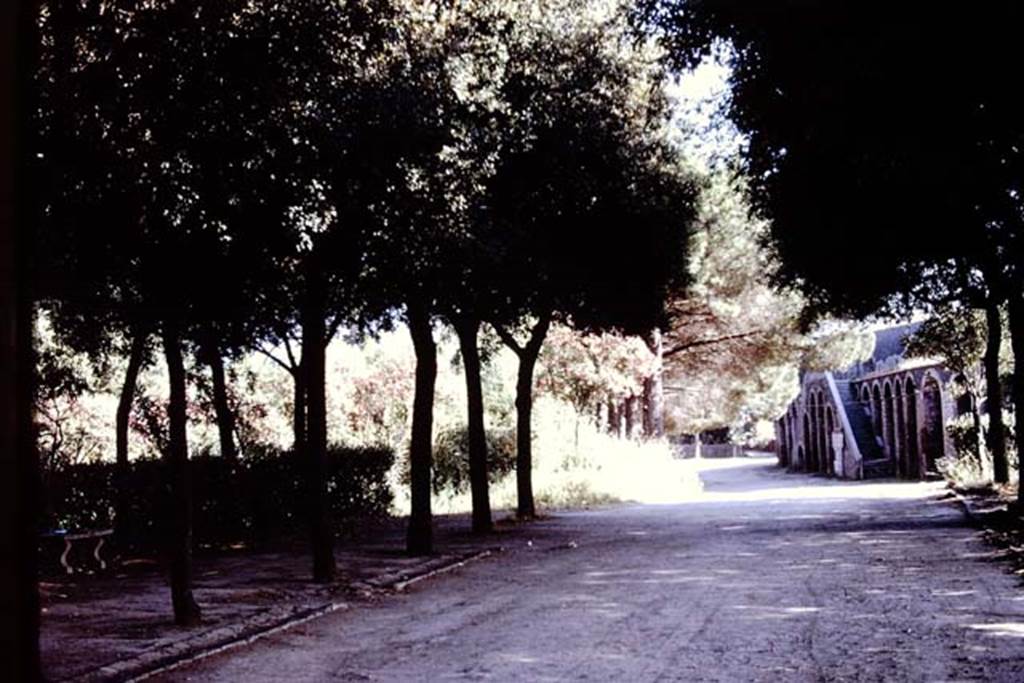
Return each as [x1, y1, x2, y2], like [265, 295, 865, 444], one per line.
[871, 384, 884, 443]
[778, 418, 789, 466]
[893, 379, 907, 478]
[883, 382, 895, 463]
[904, 377, 920, 477]
[817, 396, 828, 474]
[825, 406, 835, 475]
[808, 392, 817, 472]
[921, 375, 944, 472]
[802, 413, 811, 472]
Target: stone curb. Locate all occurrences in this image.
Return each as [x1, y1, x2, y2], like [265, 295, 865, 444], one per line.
[392, 549, 495, 592]
[67, 548, 499, 683]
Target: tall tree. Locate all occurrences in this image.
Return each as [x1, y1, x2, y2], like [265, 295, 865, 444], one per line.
[647, 1, 1024, 497]
[36, 0, 305, 616]
[475, 2, 698, 518]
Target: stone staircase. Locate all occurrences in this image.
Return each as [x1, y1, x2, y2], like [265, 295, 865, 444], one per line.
[834, 379, 892, 478]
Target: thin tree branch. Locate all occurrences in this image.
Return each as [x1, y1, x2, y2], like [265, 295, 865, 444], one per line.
[491, 323, 525, 357]
[256, 345, 296, 375]
[326, 313, 344, 344]
[663, 329, 764, 359]
[282, 336, 298, 370]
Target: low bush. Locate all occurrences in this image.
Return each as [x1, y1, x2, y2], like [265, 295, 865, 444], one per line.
[430, 426, 516, 494]
[937, 453, 989, 492]
[42, 444, 395, 555]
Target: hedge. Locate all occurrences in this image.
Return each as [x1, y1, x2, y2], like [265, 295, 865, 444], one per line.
[42, 445, 394, 554]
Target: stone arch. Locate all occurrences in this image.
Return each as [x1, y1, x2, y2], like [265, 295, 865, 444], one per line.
[893, 377, 907, 477]
[871, 382, 884, 442]
[778, 418, 788, 465]
[802, 412, 811, 472]
[883, 380, 896, 462]
[825, 406, 835, 475]
[904, 376, 921, 477]
[817, 392, 828, 473]
[807, 392, 819, 472]
[921, 373, 945, 472]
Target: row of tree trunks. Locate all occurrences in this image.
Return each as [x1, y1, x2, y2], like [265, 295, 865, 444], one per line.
[453, 316, 492, 534]
[606, 328, 666, 441]
[406, 300, 437, 554]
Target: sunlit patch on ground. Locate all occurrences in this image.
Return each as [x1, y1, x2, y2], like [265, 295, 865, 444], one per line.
[967, 622, 1024, 637]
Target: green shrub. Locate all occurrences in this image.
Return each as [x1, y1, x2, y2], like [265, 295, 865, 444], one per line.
[937, 453, 988, 491]
[946, 414, 981, 460]
[42, 444, 394, 555]
[428, 426, 517, 494]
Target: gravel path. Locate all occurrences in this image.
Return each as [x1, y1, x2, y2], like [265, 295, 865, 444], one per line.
[158, 457, 1024, 682]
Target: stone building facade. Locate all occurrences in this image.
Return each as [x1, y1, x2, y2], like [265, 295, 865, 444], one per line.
[775, 324, 958, 479]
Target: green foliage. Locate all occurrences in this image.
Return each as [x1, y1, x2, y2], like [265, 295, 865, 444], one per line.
[936, 450, 989, 492]
[537, 324, 652, 415]
[906, 307, 987, 403]
[647, 2, 1023, 324]
[42, 446, 394, 553]
[946, 413, 982, 462]
[662, 169, 811, 436]
[801, 326, 876, 373]
[429, 426, 517, 495]
[34, 315, 116, 471]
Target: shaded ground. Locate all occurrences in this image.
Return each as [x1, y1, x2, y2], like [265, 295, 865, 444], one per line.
[158, 456, 1024, 682]
[40, 517, 516, 681]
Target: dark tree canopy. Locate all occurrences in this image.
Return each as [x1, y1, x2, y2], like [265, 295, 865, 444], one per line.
[643, 1, 1024, 319]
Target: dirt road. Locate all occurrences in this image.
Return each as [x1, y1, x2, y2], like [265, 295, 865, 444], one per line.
[159, 457, 1024, 681]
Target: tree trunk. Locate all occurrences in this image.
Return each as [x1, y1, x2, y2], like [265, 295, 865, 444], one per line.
[115, 331, 146, 540]
[1008, 292, 1024, 505]
[642, 328, 665, 438]
[117, 333, 146, 468]
[607, 400, 618, 436]
[162, 320, 201, 626]
[453, 316, 492, 534]
[624, 395, 636, 439]
[301, 267, 335, 582]
[1, 219, 39, 678]
[969, 392, 987, 479]
[984, 300, 1009, 484]
[292, 359, 306, 456]
[406, 301, 437, 555]
[506, 313, 551, 521]
[204, 336, 237, 461]
[4, 0, 42, 676]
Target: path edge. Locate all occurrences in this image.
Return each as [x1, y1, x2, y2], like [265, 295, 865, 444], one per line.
[69, 548, 497, 683]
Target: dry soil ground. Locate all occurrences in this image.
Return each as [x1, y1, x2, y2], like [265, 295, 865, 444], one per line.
[157, 456, 1024, 682]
